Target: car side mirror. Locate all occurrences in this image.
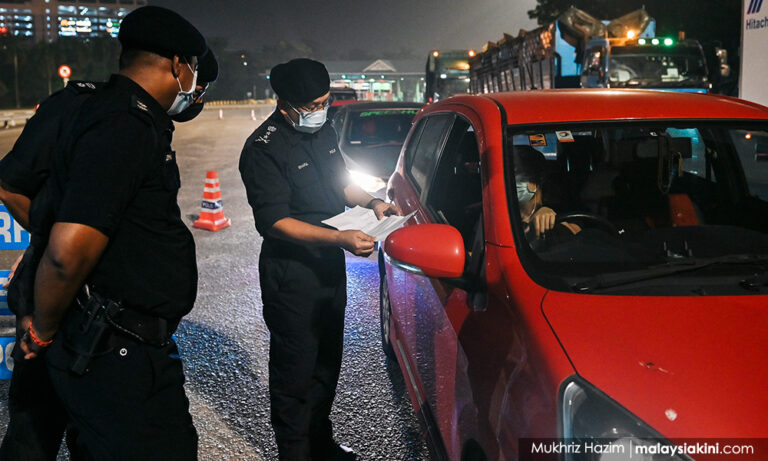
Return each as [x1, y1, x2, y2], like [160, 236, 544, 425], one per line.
[383, 224, 465, 279]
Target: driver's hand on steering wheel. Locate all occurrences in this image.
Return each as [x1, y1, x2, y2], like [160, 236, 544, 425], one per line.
[560, 222, 582, 235]
[531, 206, 556, 237]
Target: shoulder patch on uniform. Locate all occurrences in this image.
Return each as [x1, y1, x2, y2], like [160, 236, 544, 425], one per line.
[134, 98, 149, 113]
[254, 124, 277, 144]
[127, 94, 155, 126]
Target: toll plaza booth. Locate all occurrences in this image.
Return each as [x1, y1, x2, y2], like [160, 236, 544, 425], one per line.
[325, 59, 425, 103]
[0, 204, 30, 380]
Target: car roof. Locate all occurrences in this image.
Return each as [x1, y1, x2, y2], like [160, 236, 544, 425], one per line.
[340, 101, 423, 112]
[425, 90, 768, 124]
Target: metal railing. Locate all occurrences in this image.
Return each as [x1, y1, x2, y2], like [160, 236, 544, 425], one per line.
[0, 110, 34, 129]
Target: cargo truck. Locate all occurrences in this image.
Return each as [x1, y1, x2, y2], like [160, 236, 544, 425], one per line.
[470, 7, 717, 94]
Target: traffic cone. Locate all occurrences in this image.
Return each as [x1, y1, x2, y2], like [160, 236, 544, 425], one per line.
[193, 171, 231, 232]
[250, 109, 256, 120]
[218, 109, 223, 120]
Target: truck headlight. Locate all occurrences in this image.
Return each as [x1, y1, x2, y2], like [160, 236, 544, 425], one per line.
[349, 170, 386, 194]
[560, 379, 691, 460]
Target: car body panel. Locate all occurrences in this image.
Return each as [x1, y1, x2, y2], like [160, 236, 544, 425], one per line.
[543, 291, 768, 438]
[382, 90, 768, 460]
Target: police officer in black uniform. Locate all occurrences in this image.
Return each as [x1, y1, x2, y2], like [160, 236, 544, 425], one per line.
[0, 46, 218, 460]
[239, 59, 400, 461]
[0, 79, 103, 461]
[17, 6, 207, 459]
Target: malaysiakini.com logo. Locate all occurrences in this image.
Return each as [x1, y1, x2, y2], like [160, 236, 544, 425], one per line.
[747, 0, 763, 14]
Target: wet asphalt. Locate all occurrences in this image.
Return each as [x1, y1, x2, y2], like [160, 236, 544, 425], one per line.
[0, 106, 430, 460]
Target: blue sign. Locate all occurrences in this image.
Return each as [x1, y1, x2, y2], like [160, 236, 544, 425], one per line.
[0, 270, 12, 316]
[0, 336, 15, 380]
[0, 205, 30, 250]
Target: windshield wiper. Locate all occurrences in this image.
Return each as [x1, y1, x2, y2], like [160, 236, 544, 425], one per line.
[572, 254, 768, 293]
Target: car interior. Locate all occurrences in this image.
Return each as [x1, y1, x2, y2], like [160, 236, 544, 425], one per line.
[510, 125, 768, 273]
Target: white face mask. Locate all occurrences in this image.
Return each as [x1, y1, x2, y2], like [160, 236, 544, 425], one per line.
[287, 102, 327, 134]
[168, 62, 198, 116]
[516, 181, 536, 203]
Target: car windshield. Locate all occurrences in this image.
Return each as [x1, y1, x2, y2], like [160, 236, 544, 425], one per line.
[608, 45, 708, 88]
[507, 122, 768, 295]
[434, 78, 470, 100]
[346, 109, 419, 146]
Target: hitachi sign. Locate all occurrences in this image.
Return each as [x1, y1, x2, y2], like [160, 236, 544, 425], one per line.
[741, 0, 768, 106]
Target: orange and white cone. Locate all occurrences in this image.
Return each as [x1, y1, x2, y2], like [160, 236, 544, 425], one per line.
[250, 109, 256, 120]
[193, 171, 231, 232]
[218, 109, 224, 120]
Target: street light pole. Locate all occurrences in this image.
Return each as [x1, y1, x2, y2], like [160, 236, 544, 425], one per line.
[13, 49, 20, 108]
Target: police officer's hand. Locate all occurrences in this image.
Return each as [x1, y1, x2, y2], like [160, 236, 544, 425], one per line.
[337, 230, 376, 256]
[372, 200, 401, 220]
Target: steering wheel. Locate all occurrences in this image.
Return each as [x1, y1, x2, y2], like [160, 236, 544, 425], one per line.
[556, 212, 619, 236]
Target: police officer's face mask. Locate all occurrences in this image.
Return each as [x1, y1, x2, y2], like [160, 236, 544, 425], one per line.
[171, 101, 204, 122]
[287, 102, 327, 134]
[168, 62, 198, 116]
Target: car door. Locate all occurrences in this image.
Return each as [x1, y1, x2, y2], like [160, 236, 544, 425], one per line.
[393, 113, 494, 458]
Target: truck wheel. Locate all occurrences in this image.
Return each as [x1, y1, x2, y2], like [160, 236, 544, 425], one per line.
[379, 272, 397, 362]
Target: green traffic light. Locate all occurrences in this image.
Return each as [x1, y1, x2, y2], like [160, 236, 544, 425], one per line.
[664, 38, 674, 46]
[638, 38, 646, 45]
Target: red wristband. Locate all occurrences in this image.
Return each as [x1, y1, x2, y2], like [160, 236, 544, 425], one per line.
[28, 322, 53, 347]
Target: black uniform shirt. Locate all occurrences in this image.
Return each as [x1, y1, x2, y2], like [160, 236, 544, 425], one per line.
[239, 110, 348, 240]
[47, 74, 197, 320]
[0, 82, 101, 199]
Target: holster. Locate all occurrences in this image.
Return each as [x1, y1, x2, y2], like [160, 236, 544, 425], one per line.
[63, 289, 174, 376]
[62, 292, 115, 375]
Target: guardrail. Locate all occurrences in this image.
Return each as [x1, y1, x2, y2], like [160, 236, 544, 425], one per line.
[0, 110, 34, 129]
[206, 99, 275, 106]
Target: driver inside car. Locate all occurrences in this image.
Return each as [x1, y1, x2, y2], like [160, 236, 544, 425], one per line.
[513, 145, 582, 243]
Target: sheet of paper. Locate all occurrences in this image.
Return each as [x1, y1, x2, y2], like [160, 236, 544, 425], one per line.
[322, 206, 416, 241]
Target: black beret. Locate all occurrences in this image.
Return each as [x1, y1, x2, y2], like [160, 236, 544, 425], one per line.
[199, 48, 218, 83]
[270, 58, 330, 103]
[119, 6, 207, 59]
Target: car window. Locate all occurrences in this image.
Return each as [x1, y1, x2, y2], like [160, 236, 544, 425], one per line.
[407, 114, 453, 194]
[730, 129, 768, 200]
[346, 109, 419, 145]
[425, 118, 482, 248]
[506, 122, 768, 295]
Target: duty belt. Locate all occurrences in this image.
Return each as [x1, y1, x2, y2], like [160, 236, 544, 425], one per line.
[75, 287, 174, 348]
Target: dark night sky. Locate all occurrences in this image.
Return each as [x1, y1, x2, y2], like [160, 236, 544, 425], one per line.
[148, 0, 538, 56]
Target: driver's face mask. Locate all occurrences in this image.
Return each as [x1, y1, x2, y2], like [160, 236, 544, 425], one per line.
[516, 181, 536, 204]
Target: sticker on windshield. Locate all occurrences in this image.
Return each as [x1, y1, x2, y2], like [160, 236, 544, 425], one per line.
[556, 131, 575, 143]
[529, 134, 547, 147]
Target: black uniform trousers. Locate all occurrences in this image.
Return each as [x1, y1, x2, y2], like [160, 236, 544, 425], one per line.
[45, 334, 197, 461]
[259, 241, 347, 461]
[0, 332, 71, 461]
[0, 245, 78, 461]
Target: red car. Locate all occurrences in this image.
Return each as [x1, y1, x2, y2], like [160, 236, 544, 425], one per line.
[379, 90, 768, 460]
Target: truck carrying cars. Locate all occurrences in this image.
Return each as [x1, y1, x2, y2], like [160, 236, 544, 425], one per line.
[469, 7, 715, 94]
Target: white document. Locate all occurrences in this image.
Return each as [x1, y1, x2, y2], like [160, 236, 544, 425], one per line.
[322, 206, 416, 241]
